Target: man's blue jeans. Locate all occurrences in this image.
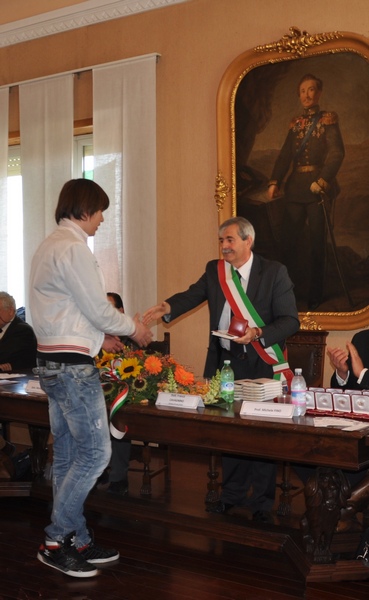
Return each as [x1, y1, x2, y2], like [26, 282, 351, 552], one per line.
[38, 363, 111, 547]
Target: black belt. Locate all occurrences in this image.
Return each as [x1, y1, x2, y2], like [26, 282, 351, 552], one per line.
[37, 356, 94, 369]
[222, 348, 248, 361]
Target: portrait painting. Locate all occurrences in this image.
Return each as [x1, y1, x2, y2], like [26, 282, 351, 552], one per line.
[216, 29, 369, 330]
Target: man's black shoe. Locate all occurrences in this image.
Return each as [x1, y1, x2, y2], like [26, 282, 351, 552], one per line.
[107, 479, 128, 495]
[1, 441, 16, 457]
[206, 501, 233, 514]
[252, 510, 274, 524]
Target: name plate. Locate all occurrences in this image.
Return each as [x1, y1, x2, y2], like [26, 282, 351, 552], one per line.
[25, 380, 47, 395]
[156, 392, 204, 409]
[240, 401, 294, 419]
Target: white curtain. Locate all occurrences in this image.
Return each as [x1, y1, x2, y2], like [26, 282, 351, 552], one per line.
[0, 88, 9, 292]
[93, 55, 157, 319]
[19, 74, 74, 313]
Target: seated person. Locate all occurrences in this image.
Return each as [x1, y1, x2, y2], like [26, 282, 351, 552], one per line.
[97, 292, 130, 495]
[294, 331, 369, 532]
[0, 435, 15, 456]
[107, 292, 124, 313]
[327, 330, 369, 390]
[0, 292, 37, 372]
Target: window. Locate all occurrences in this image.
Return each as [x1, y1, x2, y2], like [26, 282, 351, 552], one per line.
[73, 134, 94, 251]
[73, 134, 93, 180]
[7, 147, 24, 307]
[6, 134, 93, 307]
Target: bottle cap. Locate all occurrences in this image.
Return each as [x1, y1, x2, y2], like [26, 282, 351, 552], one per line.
[295, 368, 302, 375]
[224, 360, 230, 365]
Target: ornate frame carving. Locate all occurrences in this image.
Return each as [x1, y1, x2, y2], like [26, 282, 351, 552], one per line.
[215, 27, 369, 331]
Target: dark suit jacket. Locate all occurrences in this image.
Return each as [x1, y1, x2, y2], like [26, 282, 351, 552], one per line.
[0, 316, 37, 370]
[165, 255, 300, 379]
[330, 330, 369, 390]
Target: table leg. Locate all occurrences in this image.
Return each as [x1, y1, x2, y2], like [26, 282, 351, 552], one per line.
[276, 461, 300, 517]
[205, 451, 220, 506]
[140, 442, 152, 496]
[301, 467, 351, 563]
[28, 425, 49, 479]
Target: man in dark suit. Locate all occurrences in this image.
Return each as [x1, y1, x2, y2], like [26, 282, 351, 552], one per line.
[328, 331, 369, 390]
[304, 332, 369, 532]
[143, 216, 299, 523]
[0, 292, 37, 372]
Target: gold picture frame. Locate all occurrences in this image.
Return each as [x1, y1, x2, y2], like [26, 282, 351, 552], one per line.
[215, 27, 369, 331]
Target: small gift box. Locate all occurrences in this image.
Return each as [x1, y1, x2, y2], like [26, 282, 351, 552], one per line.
[333, 393, 351, 413]
[305, 390, 316, 409]
[228, 316, 248, 337]
[315, 391, 333, 411]
[352, 394, 369, 415]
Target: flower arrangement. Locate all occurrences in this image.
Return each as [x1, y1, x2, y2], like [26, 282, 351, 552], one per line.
[95, 346, 221, 406]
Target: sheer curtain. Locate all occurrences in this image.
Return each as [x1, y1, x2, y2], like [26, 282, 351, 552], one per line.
[0, 88, 9, 292]
[93, 54, 157, 320]
[19, 74, 74, 313]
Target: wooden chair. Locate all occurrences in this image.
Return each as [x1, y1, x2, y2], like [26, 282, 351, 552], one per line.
[276, 329, 328, 516]
[129, 332, 171, 495]
[286, 329, 328, 389]
[0, 423, 49, 498]
[145, 331, 170, 355]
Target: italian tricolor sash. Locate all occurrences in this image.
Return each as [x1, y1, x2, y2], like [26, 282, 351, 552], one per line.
[109, 382, 129, 439]
[217, 259, 293, 385]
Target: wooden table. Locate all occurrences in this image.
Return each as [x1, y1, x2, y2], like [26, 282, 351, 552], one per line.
[0, 374, 49, 479]
[1, 375, 369, 582]
[112, 401, 369, 581]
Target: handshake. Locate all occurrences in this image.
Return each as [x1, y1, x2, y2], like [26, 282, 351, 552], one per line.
[103, 301, 171, 353]
[131, 301, 172, 347]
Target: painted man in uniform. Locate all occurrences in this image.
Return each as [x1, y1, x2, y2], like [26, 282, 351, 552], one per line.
[268, 73, 345, 310]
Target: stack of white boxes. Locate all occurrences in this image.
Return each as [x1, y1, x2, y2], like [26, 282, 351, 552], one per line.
[306, 387, 369, 416]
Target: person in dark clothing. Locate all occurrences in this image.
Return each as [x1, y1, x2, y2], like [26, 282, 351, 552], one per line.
[143, 216, 299, 523]
[98, 292, 131, 495]
[0, 291, 37, 372]
[327, 330, 369, 391]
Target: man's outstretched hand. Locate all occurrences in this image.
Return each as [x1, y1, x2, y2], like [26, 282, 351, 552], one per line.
[142, 301, 171, 325]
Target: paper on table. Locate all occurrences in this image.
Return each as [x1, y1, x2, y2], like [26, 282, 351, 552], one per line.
[25, 380, 46, 395]
[0, 373, 25, 385]
[212, 330, 238, 340]
[313, 416, 369, 432]
[0, 373, 26, 379]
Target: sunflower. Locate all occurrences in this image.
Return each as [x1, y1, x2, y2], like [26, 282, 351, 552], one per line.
[144, 355, 163, 375]
[95, 350, 116, 369]
[132, 377, 148, 392]
[116, 357, 142, 380]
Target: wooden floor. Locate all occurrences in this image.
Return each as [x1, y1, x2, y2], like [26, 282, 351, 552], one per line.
[1, 446, 369, 600]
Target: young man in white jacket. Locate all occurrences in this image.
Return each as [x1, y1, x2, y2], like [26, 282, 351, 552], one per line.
[29, 178, 152, 578]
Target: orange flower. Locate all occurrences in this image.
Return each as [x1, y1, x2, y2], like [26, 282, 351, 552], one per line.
[174, 365, 194, 386]
[144, 355, 163, 375]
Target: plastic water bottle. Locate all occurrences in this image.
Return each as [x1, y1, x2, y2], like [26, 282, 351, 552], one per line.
[220, 360, 234, 403]
[291, 368, 307, 417]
